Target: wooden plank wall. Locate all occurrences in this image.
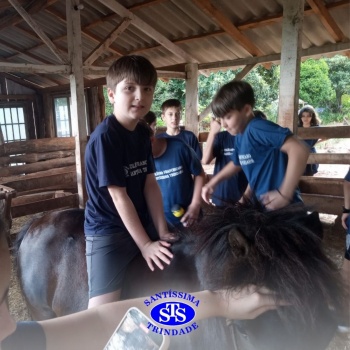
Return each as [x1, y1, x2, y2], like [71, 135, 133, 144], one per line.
[0, 137, 79, 218]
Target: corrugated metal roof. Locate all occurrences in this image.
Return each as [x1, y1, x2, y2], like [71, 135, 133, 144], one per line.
[0, 0, 349, 89]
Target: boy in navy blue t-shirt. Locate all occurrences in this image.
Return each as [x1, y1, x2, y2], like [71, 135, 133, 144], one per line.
[202, 81, 309, 210]
[202, 117, 247, 206]
[152, 136, 205, 229]
[84, 56, 173, 309]
[157, 99, 202, 160]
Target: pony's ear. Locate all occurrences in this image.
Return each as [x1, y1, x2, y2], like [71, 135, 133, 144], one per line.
[228, 227, 249, 257]
[303, 211, 323, 239]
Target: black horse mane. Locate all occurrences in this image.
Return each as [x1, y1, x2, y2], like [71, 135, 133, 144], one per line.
[186, 200, 346, 327]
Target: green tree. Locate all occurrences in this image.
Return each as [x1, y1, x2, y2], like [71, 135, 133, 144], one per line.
[325, 55, 350, 112]
[103, 87, 113, 116]
[299, 59, 334, 107]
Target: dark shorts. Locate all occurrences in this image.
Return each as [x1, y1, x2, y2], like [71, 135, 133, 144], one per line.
[86, 223, 158, 298]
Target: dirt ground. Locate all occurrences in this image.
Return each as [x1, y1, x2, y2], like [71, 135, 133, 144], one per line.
[6, 137, 350, 349]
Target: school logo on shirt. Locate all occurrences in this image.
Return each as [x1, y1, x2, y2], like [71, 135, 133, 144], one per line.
[239, 153, 255, 166]
[223, 147, 234, 156]
[155, 166, 184, 180]
[124, 161, 148, 177]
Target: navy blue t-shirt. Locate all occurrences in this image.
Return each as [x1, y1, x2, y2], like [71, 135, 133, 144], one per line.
[231, 116, 301, 202]
[212, 131, 247, 206]
[154, 138, 203, 226]
[84, 115, 155, 236]
[156, 129, 202, 160]
[345, 167, 350, 182]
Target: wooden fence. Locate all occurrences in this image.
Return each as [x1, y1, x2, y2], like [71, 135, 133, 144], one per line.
[0, 137, 78, 218]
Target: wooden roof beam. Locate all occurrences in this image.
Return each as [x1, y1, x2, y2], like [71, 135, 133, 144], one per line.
[84, 18, 131, 66]
[98, 0, 349, 61]
[306, 0, 347, 42]
[7, 0, 68, 64]
[0, 62, 69, 75]
[97, 0, 198, 63]
[0, 39, 53, 65]
[0, 0, 58, 31]
[0, 73, 45, 89]
[199, 40, 350, 70]
[44, 7, 126, 57]
[83, 0, 167, 30]
[192, 0, 263, 57]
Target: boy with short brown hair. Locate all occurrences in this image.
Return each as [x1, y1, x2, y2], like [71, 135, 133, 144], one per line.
[202, 81, 309, 210]
[157, 98, 202, 160]
[84, 55, 173, 308]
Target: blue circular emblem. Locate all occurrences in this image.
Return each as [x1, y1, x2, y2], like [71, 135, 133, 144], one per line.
[150, 302, 196, 326]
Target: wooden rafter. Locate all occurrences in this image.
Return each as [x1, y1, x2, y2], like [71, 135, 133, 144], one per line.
[307, 0, 347, 42]
[0, 0, 58, 31]
[0, 38, 53, 65]
[4, 0, 349, 70]
[0, 62, 69, 75]
[84, 18, 132, 66]
[199, 40, 350, 70]
[83, 0, 167, 30]
[7, 0, 68, 64]
[0, 73, 45, 89]
[192, 0, 263, 57]
[44, 7, 126, 57]
[97, 0, 198, 63]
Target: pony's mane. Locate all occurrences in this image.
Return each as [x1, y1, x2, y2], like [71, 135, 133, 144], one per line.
[190, 201, 346, 326]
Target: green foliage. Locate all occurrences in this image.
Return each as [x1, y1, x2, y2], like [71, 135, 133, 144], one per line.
[341, 94, 350, 114]
[103, 87, 113, 116]
[324, 55, 350, 112]
[102, 57, 350, 126]
[318, 111, 344, 124]
[299, 59, 334, 107]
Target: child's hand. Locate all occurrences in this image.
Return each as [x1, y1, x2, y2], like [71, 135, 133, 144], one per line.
[202, 184, 214, 204]
[181, 203, 200, 227]
[260, 189, 291, 210]
[140, 240, 173, 271]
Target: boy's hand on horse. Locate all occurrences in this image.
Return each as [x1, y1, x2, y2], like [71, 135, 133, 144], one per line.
[202, 184, 214, 204]
[260, 189, 292, 210]
[181, 203, 201, 227]
[140, 240, 173, 271]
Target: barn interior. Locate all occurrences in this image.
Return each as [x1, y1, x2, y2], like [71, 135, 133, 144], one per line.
[0, 0, 349, 348]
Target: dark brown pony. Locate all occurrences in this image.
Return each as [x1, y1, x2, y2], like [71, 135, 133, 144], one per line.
[15, 202, 346, 350]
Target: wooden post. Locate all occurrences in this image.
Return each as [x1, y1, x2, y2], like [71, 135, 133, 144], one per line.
[66, 0, 87, 207]
[185, 63, 199, 135]
[278, 0, 304, 132]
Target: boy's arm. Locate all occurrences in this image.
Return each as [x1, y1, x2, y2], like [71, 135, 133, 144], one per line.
[143, 174, 175, 240]
[107, 185, 172, 271]
[342, 178, 350, 230]
[181, 169, 206, 227]
[239, 183, 252, 203]
[261, 135, 309, 210]
[202, 161, 241, 204]
[202, 119, 221, 165]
